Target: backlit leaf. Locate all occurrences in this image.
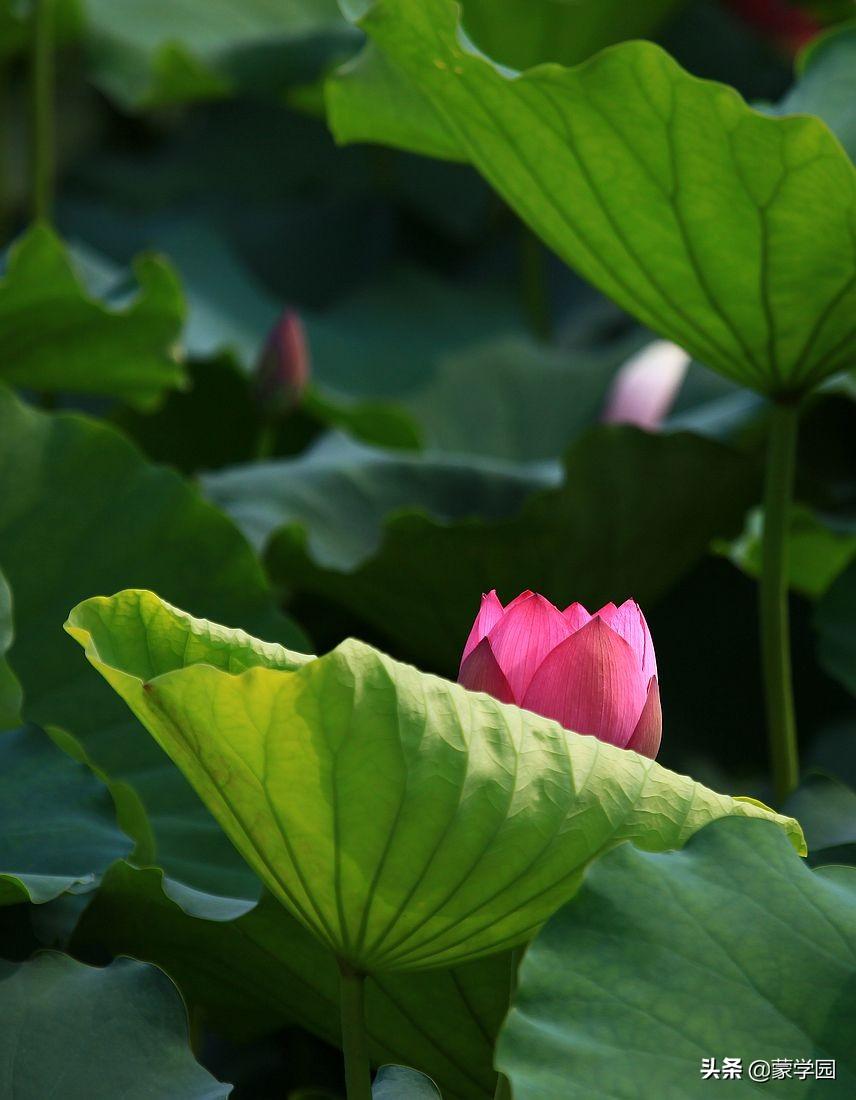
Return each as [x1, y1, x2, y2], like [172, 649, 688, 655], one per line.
[328, 0, 856, 396]
[67, 589, 802, 972]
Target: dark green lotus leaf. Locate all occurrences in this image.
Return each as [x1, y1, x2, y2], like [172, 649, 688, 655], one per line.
[83, 0, 359, 111]
[497, 817, 856, 1098]
[0, 725, 131, 905]
[328, 0, 856, 397]
[0, 952, 231, 1099]
[816, 557, 856, 695]
[0, 225, 185, 409]
[0, 385, 306, 902]
[268, 428, 758, 674]
[201, 433, 559, 569]
[784, 772, 856, 866]
[74, 861, 505, 1100]
[66, 589, 801, 973]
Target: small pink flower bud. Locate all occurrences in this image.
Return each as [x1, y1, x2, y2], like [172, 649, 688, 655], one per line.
[602, 340, 690, 432]
[254, 309, 310, 415]
[459, 590, 661, 758]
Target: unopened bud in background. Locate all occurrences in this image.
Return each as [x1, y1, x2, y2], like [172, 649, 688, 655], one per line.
[723, 0, 820, 55]
[602, 340, 691, 431]
[254, 309, 310, 416]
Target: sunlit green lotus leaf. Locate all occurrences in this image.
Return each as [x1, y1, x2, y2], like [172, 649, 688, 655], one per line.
[328, 0, 856, 396]
[67, 589, 802, 972]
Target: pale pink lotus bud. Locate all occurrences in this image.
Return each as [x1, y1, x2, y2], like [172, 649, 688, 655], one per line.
[602, 340, 690, 431]
[254, 309, 310, 414]
[458, 591, 661, 758]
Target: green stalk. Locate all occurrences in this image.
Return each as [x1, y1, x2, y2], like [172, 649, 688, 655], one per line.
[30, 0, 55, 222]
[759, 400, 800, 805]
[338, 960, 372, 1100]
[0, 61, 9, 243]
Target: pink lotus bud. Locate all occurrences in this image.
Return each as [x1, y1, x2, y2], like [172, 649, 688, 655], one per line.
[458, 591, 661, 758]
[602, 340, 690, 431]
[254, 309, 310, 414]
[723, 0, 820, 55]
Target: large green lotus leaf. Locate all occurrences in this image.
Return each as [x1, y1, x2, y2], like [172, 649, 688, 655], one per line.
[0, 385, 306, 902]
[460, 0, 687, 71]
[0, 225, 186, 410]
[0, 568, 22, 726]
[774, 23, 856, 160]
[83, 0, 358, 111]
[268, 428, 758, 674]
[0, 952, 230, 1099]
[201, 433, 558, 569]
[75, 861, 505, 1099]
[497, 817, 856, 1098]
[66, 589, 802, 972]
[0, 725, 131, 905]
[327, 0, 856, 396]
[815, 557, 856, 695]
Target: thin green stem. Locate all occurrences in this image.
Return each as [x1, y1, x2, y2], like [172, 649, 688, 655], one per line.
[255, 419, 277, 461]
[30, 0, 55, 222]
[759, 400, 800, 805]
[0, 61, 9, 243]
[493, 946, 523, 1100]
[338, 960, 372, 1100]
[519, 226, 551, 342]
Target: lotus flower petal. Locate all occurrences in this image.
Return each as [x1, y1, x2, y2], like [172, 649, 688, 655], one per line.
[521, 618, 648, 748]
[596, 599, 657, 682]
[457, 637, 515, 705]
[625, 677, 662, 759]
[562, 602, 592, 633]
[503, 590, 535, 612]
[460, 589, 504, 667]
[485, 593, 570, 702]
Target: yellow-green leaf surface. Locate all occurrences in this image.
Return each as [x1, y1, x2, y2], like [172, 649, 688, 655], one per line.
[66, 590, 803, 972]
[327, 0, 856, 397]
